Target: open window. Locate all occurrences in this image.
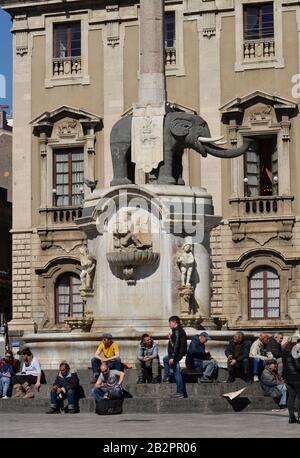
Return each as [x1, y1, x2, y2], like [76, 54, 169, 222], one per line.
[244, 136, 278, 197]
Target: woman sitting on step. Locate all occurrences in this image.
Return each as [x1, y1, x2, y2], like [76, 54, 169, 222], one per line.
[12, 347, 41, 399]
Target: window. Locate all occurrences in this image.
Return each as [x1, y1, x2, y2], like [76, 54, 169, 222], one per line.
[165, 13, 176, 48]
[244, 136, 278, 197]
[244, 3, 274, 40]
[249, 267, 280, 319]
[55, 273, 83, 323]
[53, 22, 81, 59]
[165, 12, 176, 67]
[53, 148, 84, 207]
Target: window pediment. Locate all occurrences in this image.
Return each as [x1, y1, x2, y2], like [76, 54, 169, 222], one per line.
[31, 106, 103, 137]
[220, 91, 298, 125]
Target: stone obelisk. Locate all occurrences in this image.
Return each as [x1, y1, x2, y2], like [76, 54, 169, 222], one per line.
[132, 0, 166, 182]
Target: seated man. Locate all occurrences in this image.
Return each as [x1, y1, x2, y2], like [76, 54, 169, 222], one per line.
[136, 334, 160, 384]
[46, 362, 80, 414]
[12, 347, 41, 399]
[91, 333, 122, 381]
[186, 332, 218, 383]
[250, 333, 271, 382]
[267, 333, 284, 375]
[225, 332, 251, 383]
[92, 362, 124, 402]
[260, 359, 287, 409]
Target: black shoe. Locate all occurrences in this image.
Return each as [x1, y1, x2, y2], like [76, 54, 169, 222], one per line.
[137, 379, 146, 384]
[199, 377, 213, 384]
[227, 377, 235, 383]
[64, 406, 77, 414]
[46, 408, 60, 414]
[289, 417, 298, 424]
[151, 378, 161, 384]
[162, 378, 169, 384]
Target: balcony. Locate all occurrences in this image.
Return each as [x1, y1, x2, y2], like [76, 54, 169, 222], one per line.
[228, 196, 295, 244]
[165, 47, 176, 66]
[53, 57, 82, 77]
[39, 207, 83, 226]
[244, 38, 275, 61]
[230, 196, 293, 219]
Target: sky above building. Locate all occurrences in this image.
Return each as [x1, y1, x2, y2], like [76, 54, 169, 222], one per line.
[0, 8, 12, 117]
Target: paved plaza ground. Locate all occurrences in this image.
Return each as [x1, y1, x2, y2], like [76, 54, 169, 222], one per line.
[0, 411, 299, 438]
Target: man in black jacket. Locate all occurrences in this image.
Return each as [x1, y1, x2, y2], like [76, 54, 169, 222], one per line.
[163, 316, 187, 398]
[225, 332, 251, 383]
[46, 362, 80, 414]
[266, 333, 283, 360]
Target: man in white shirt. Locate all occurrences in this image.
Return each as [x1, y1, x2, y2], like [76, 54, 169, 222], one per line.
[12, 347, 42, 399]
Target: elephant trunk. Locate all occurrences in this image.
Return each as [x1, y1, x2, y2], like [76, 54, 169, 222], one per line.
[203, 138, 252, 159]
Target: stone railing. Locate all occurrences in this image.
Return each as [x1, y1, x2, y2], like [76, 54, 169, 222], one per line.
[39, 206, 83, 226]
[229, 196, 294, 218]
[53, 57, 82, 77]
[165, 47, 176, 66]
[244, 38, 275, 61]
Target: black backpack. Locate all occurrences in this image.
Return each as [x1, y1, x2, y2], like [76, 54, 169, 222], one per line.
[95, 399, 123, 415]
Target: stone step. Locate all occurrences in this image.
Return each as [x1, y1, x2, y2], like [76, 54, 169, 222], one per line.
[42, 367, 229, 385]
[25, 381, 265, 399]
[0, 395, 277, 414]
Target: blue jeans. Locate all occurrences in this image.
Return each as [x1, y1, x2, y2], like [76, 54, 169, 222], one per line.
[252, 358, 267, 376]
[92, 386, 123, 401]
[277, 383, 287, 407]
[50, 388, 77, 410]
[193, 358, 218, 379]
[91, 357, 122, 378]
[163, 355, 186, 397]
[0, 377, 11, 397]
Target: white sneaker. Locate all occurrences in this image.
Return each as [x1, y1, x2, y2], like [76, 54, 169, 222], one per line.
[253, 375, 259, 383]
[2, 396, 9, 399]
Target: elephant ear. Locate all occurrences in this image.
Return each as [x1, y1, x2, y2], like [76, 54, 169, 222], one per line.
[169, 119, 193, 137]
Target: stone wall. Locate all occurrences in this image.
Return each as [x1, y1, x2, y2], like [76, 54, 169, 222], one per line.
[12, 232, 32, 320]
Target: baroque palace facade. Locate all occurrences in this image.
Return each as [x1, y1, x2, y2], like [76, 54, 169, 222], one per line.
[2, 0, 300, 337]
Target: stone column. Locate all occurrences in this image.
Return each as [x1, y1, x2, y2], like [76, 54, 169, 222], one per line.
[139, 0, 166, 104]
[9, 18, 35, 334]
[103, 6, 125, 187]
[132, 0, 166, 183]
[197, 12, 223, 216]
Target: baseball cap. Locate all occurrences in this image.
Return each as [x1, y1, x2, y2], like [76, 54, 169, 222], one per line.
[199, 332, 211, 340]
[102, 333, 113, 340]
[266, 359, 278, 366]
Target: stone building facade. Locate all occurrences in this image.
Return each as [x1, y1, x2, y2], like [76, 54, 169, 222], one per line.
[2, 0, 300, 338]
[0, 111, 12, 323]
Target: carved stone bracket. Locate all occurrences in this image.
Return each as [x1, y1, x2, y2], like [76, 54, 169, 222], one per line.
[202, 12, 216, 39]
[106, 3, 120, 47]
[14, 15, 29, 56]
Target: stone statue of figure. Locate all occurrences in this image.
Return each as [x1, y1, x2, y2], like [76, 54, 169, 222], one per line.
[79, 246, 96, 291]
[177, 243, 195, 287]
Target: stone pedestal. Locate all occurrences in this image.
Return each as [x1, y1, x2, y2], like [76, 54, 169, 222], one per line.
[76, 185, 221, 335]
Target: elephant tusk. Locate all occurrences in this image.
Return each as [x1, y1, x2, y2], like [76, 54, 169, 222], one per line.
[198, 136, 224, 143]
[214, 140, 227, 146]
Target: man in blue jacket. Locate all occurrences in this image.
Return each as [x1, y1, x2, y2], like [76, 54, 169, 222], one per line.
[186, 332, 218, 383]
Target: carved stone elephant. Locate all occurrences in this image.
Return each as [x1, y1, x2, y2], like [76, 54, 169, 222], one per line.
[110, 111, 251, 186]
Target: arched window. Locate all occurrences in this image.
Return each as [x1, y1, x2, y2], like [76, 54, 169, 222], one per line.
[249, 267, 280, 319]
[55, 273, 83, 323]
